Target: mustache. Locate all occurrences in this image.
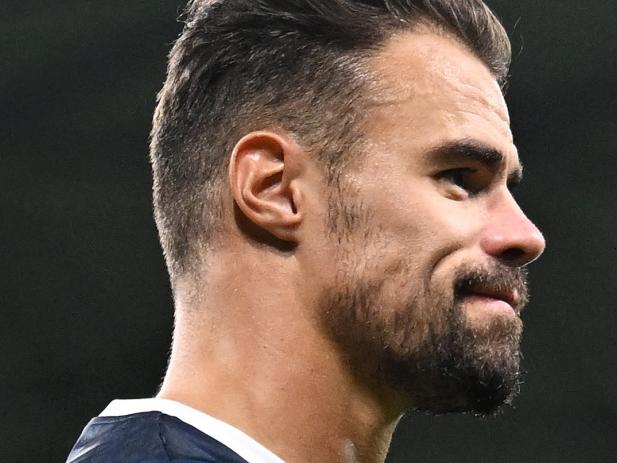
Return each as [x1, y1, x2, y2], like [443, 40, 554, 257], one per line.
[453, 263, 529, 313]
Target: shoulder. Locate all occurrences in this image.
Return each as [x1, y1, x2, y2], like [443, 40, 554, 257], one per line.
[66, 411, 247, 463]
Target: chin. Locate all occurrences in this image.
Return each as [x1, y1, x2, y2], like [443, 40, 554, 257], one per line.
[390, 310, 524, 416]
[408, 352, 523, 417]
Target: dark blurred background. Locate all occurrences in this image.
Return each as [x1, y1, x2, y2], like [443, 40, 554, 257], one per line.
[3, 1, 616, 461]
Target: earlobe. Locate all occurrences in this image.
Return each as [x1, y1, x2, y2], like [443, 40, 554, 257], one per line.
[229, 132, 304, 243]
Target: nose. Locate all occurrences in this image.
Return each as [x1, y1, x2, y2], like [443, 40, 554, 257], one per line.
[480, 192, 546, 267]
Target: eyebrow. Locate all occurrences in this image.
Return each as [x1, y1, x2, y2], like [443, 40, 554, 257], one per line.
[427, 139, 523, 187]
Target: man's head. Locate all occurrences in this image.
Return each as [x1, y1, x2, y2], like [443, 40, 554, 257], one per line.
[150, 0, 512, 277]
[151, 0, 545, 416]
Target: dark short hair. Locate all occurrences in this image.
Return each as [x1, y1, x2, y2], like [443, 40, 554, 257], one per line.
[150, 0, 511, 279]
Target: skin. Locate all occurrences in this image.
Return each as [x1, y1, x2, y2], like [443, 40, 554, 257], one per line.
[159, 30, 545, 463]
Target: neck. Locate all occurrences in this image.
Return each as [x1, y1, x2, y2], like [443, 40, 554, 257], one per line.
[158, 250, 403, 463]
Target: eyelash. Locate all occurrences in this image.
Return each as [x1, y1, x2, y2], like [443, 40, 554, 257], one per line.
[437, 168, 478, 194]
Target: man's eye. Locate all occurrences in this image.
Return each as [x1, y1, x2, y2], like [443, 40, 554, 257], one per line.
[437, 168, 477, 192]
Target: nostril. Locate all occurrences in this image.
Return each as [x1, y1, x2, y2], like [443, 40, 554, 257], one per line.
[500, 248, 526, 265]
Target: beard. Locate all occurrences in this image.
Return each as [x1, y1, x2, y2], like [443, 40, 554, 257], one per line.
[319, 252, 529, 416]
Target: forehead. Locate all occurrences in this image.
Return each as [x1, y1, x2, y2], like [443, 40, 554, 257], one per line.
[365, 30, 517, 163]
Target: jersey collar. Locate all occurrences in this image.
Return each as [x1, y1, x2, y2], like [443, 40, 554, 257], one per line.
[100, 398, 285, 463]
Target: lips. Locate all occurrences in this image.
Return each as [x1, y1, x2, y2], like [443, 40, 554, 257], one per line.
[459, 282, 520, 312]
[453, 265, 528, 317]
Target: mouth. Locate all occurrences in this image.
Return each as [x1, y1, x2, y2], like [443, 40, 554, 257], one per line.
[458, 282, 520, 314]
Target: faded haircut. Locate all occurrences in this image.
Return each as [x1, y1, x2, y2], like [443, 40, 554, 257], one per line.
[149, 0, 511, 279]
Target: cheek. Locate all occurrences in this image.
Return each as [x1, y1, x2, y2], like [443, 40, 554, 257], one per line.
[398, 189, 486, 263]
[365, 189, 482, 306]
[370, 188, 469, 263]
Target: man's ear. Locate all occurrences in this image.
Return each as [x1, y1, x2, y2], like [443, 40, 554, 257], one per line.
[229, 131, 304, 243]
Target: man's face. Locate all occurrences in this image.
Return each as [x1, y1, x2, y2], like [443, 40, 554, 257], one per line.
[314, 32, 545, 415]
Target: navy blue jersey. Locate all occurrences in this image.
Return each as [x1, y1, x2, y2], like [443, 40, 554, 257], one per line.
[66, 399, 284, 463]
[67, 412, 247, 462]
